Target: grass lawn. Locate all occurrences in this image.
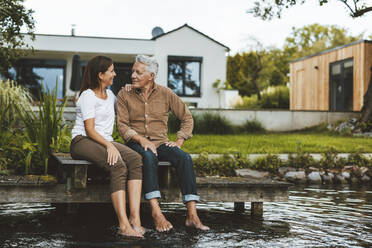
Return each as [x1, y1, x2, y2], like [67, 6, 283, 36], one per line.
[168, 132, 372, 154]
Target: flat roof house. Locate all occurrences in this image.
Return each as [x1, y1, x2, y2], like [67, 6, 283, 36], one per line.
[290, 40, 372, 112]
[7, 24, 230, 108]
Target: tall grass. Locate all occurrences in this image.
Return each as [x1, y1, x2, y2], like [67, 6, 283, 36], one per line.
[0, 80, 33, 129]
[17, 82, 67, 174]
[0, 81, 34, 174]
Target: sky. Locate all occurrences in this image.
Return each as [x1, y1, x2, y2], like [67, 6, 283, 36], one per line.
[23, 0, 372, 54]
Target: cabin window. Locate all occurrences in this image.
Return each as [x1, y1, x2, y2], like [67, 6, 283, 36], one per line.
[167, 56, 202, 97]
[329, 58, 354, 111]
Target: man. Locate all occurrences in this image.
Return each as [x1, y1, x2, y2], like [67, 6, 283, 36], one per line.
[116, 54, 209, 232]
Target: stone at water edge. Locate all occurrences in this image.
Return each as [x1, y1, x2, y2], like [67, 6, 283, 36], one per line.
[321, 172, 334, 184]
[334, 174, 347, 184]
[235, 169, 269, 179]
[285, 171, 306, 183]
[307, 172, 322, 184]
[341, 171, 351, 180]
[361, 175, 371, 183]
[278, 167, 296, 176]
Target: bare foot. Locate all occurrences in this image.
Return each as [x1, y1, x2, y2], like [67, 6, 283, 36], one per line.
[118, 225, 144, 238]
[185, 215, 210, 231]
[129, 218, 146, 235]
[153, 213, 173, 232]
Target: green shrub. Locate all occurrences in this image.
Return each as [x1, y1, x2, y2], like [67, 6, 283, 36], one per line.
[259, 86, 289, 109]
[320, 147, 347, 170]
[194, 152, 250, 177]
[18, 83, 67, 174]
[233, 85, 289, 110]
[233, 95, 259, 109]
[193, 112, 235, 134]
[238, 120, 266, 133]
[251, 154, 283, 173]
[287, 152, 317, 169]
[347, 151, 371, 167]
[168, 112, 266, 135]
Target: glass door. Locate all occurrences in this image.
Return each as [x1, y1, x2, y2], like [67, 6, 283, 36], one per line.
[329, 59, 353, 111]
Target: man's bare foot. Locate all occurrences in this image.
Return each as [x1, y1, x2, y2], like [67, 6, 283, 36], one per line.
[117, 224, 144, 238]
[153, 213, 173, 232]
[185, 215, 210, 231]
[129, 218, 146, 235]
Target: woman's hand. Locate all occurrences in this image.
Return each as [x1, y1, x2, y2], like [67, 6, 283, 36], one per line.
[124, 84, 133, 92]
[106, 143, 121, 165]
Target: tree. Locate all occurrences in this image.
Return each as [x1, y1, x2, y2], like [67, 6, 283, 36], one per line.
[227, 50, 271, 99]
[249, 0, 372, 20]
[0, 0, 35, 78]
[283, 24, 362, 60]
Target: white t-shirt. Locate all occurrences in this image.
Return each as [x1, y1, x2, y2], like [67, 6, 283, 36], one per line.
[71, 89, 116, 141]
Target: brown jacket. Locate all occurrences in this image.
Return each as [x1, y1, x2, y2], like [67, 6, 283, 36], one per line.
[116, 83, 193, 147]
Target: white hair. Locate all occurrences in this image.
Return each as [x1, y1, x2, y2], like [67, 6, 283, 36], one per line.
[135, 55, 158, 77]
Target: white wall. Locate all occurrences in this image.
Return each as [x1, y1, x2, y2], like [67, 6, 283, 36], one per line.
[190, 109, 359, 131]
[154, 27, 228, 108]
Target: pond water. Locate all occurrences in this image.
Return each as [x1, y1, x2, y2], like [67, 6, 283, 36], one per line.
[0, 185, 371, 248]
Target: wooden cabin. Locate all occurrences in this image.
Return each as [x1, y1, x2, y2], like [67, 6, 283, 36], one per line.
[290, 40, 372, 111]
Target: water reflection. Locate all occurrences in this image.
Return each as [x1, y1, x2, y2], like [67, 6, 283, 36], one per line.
[0, 185, 371, 247]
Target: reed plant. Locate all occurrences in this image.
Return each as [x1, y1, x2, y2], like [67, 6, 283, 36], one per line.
[0, 80, 33, 129]
[17, 82, 67, 174]
[0, 80, 34, 174]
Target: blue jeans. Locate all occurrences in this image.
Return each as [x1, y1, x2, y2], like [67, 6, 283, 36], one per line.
[127, 142, 200, 203]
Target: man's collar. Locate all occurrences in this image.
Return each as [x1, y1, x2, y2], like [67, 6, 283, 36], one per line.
[134, 82, 158, 94]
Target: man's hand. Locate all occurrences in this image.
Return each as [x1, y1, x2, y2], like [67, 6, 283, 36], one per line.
[165, 138, 184, 148]
[140, 137, 158, 156]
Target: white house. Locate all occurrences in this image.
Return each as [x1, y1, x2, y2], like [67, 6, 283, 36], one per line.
[11, 24, 233, 108]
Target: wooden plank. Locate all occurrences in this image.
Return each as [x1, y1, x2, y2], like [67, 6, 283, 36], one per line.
[0, 178, 290, 203]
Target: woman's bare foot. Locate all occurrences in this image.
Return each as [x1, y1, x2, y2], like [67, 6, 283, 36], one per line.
[185, 215, 210, 231]
[118, 224, 144, 238]
[129, 218, 146, 235]
[153, 213, 173, 232]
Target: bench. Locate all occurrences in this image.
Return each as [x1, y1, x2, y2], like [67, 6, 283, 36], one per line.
[52, 153, 173, 190]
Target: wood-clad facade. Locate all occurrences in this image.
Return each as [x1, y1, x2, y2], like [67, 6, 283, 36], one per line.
[290, 40, 372, 111]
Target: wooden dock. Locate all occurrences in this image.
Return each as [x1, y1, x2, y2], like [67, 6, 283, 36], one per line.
[0, 154, 292, 216]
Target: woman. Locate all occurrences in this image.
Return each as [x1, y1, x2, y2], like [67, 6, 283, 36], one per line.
[70, 56, 144, 238]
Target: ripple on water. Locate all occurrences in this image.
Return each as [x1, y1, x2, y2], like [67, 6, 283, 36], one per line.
[0, 185, 371, 248]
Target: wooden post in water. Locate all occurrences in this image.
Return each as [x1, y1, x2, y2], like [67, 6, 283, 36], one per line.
[234, 202, 245, 213]
[158, 161, 172, 188]
[73, 164, 88, 189]
[251, 202, 263, 217]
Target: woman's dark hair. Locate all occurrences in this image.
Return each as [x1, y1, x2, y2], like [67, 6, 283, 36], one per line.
[79, 56, 113, 96]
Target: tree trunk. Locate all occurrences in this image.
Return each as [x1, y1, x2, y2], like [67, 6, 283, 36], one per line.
[253, 53, 263, 101]
[360, 67, 372, 123]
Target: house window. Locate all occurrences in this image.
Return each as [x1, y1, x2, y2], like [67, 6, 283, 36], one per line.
[168, 56, 202, 97]
[6, 59, 66, 99]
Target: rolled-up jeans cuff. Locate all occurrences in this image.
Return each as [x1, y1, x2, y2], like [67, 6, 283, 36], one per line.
[183, 194, 200, 203]
[145, 190, 161, 200]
